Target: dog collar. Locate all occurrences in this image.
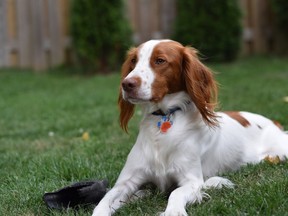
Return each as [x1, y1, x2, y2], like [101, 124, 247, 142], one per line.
[151, 107, 182, 116]
[152, 107, 181, 133]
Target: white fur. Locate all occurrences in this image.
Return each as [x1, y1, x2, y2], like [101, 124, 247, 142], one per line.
[92, 41, 288, 216]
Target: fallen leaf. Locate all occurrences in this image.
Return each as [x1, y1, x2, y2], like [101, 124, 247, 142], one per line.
[264, 155, 281, 165]
[82, 132, 90, 141]
[283, 96, 288, 103]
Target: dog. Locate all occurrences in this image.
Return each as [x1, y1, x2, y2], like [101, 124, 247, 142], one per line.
[92, 39, 288, 216]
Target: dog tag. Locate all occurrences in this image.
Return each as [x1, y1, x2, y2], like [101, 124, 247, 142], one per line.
[157, 116, 173, 133]
[160, 121, 172, 133]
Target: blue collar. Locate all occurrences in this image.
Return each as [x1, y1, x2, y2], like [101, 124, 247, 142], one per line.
[151, 107, 182, 116]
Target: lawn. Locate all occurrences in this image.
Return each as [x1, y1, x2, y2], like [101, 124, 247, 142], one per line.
[0, 57, 288, 216]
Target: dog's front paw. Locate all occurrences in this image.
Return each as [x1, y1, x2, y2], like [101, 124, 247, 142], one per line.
[159, 208, 188, 216]
[92, 205, 111, 216]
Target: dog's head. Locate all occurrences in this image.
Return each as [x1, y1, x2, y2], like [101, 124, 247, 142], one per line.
[118, 40, 218, 131]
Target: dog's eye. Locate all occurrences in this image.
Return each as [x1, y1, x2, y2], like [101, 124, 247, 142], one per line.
[155, 58, 166, 65]
[131, 58, 137, 64]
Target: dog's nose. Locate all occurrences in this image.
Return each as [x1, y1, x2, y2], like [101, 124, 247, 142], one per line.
[122, 77, 140, 92]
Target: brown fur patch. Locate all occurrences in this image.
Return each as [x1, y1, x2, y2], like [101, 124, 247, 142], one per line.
[150, 41, 185, 102]
[273, 120, 284, 130]
[224, 111, 251, 127]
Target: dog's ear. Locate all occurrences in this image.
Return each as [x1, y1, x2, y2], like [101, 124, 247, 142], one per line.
[182, 46, 218, 127]
[118, 96, 134, 132]
[118, 48, 137, 132]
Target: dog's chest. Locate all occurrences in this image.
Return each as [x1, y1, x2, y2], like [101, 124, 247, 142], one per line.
[140, 115, 188, 179]
[141, 133, 181, 189]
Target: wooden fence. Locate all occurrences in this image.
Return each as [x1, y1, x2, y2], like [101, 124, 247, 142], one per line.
[0, 0, 286, 71]
[127, 0, 287, 56]
[0, 0, 70, 70]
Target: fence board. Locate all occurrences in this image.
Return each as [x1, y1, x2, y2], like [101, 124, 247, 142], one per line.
[31, 0, 46, 70]
[7, 0, 18, 66]
[48, 0, 63, 66]
[139, 0, 151, 42]
[61, 0, 70, 38]
[160, 0, 176, 38]
[251, 0, 264, 53]
[7, 0, 17, 39]
[126, 0, 140, 42]
[0, 0, 7, 66]
[17, 0, 32, 67]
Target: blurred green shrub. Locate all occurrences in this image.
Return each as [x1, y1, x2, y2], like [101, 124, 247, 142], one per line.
[271, 0, 288, 34]
[173, 0, 242, 61]
[71, 0, 131, 73]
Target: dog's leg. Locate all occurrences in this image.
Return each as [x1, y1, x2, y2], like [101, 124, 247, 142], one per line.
[92, 149, 146, 216]
[160, 182, 206, 216]
[92, 178, 140, 216]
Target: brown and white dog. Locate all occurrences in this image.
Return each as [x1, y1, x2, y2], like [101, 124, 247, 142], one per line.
[92, 39, 288, 216]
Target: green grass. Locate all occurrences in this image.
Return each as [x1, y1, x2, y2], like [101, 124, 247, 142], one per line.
[0, 56, 288, 216]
